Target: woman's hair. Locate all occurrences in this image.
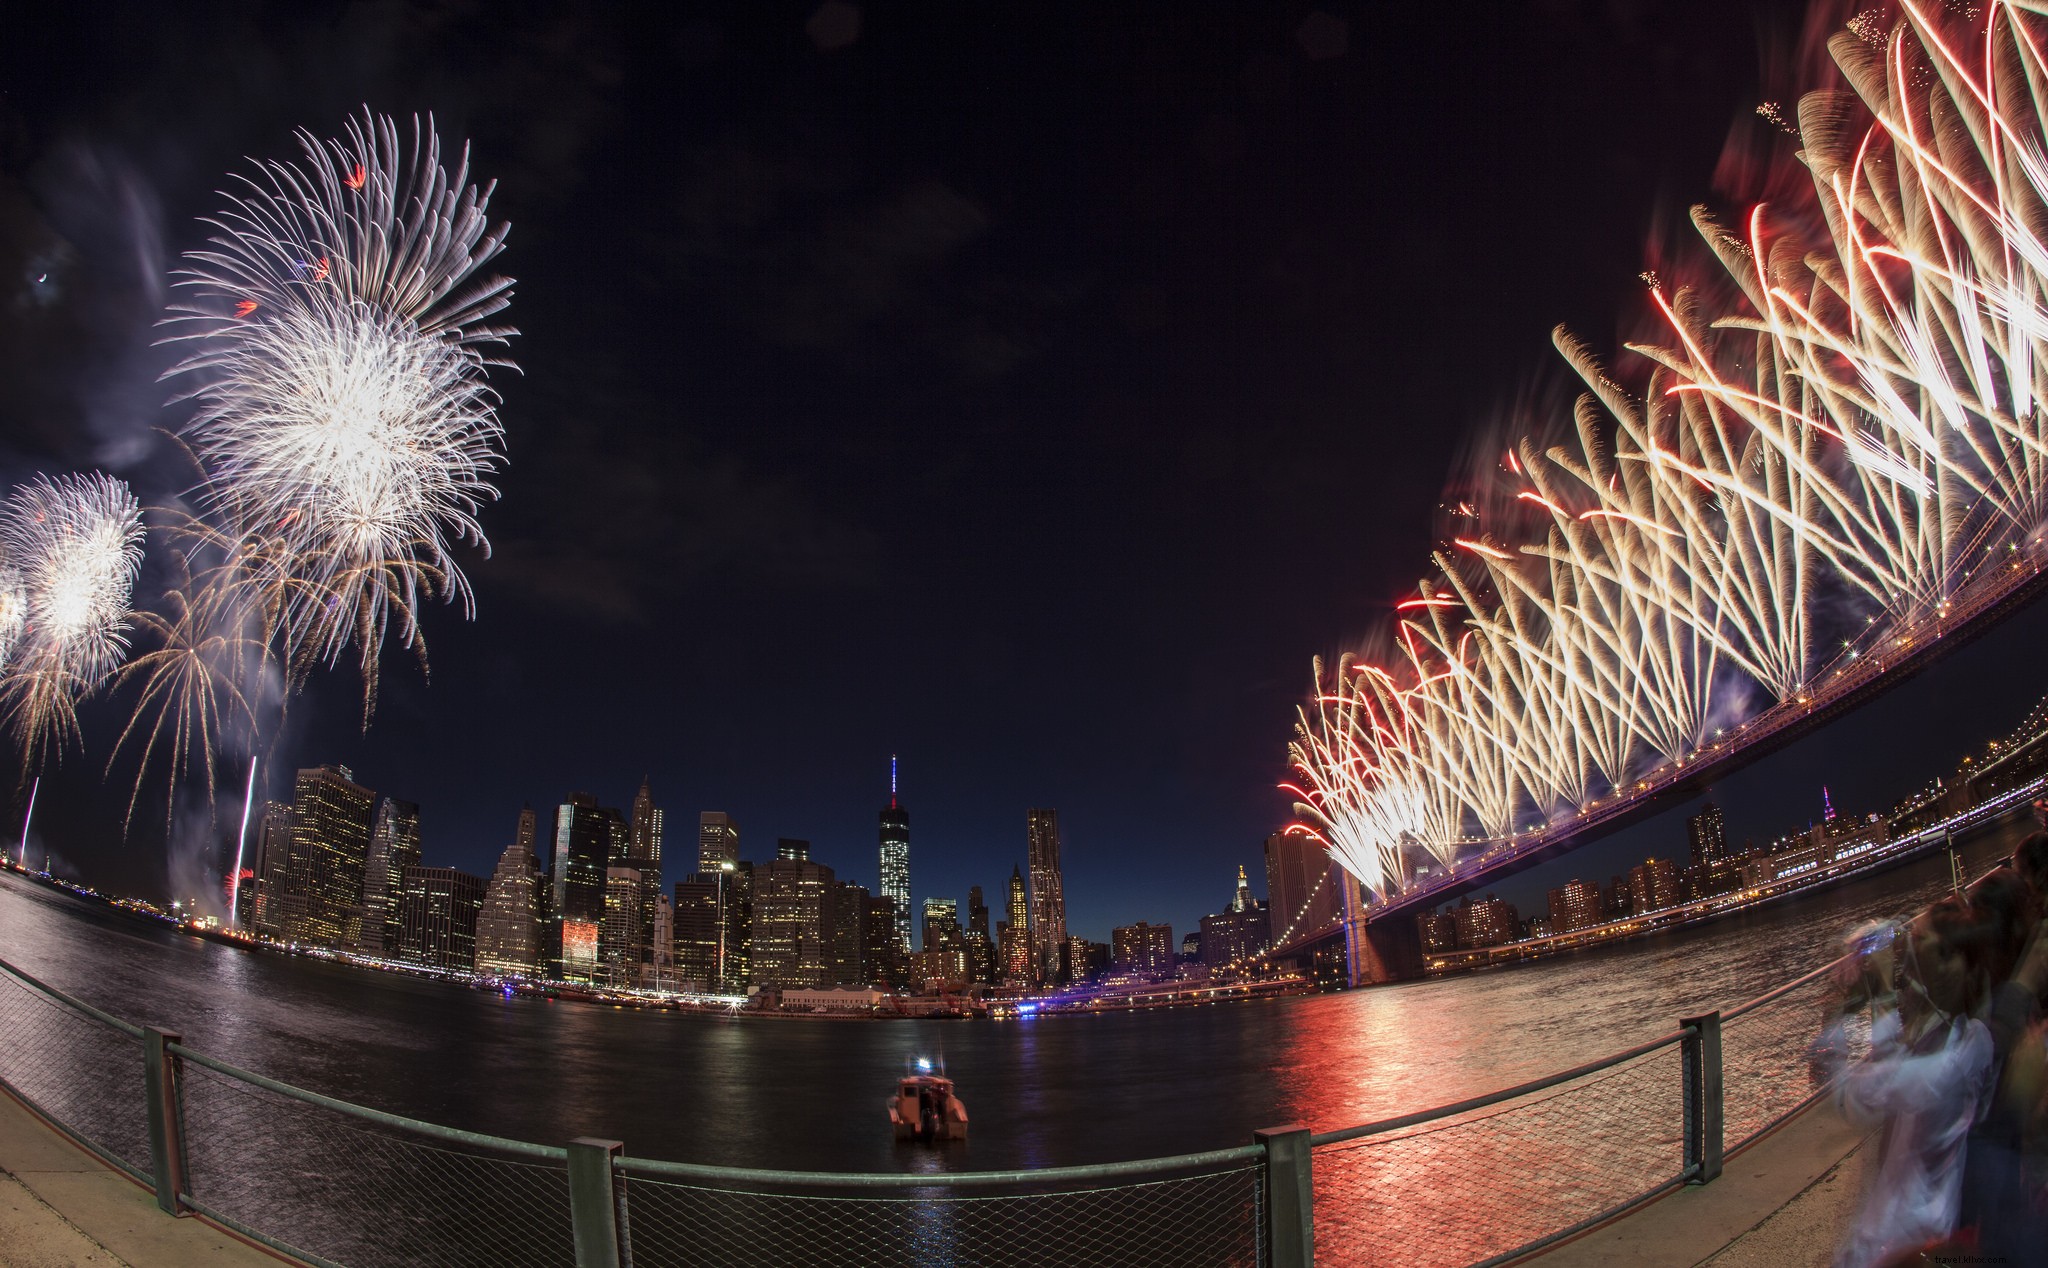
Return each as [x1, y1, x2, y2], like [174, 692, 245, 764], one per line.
[1914, 895, 1991, 1019]
[2016, 831, 2048, 897]
[1966, 865, 2037, 988]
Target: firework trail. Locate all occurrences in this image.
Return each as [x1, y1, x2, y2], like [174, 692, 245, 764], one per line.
[1292, 3, 2048, 902]
[0, 474, 147, 768]
[160, 108, 514, 712]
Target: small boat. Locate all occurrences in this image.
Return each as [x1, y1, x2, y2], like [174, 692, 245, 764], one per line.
[888, 1065, 968, 1143]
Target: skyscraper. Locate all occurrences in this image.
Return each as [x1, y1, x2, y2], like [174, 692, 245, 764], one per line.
[751, 844, 834, 990]
[1001, 865, 1031, 985]
[1687, 803, 1728, 865]
[1263, 829, 1342, 945]
[630, 778, 664, 866]
[350, 797, 421, 957]
[552, 794, 624, 983]
[878, 758, 911, 959]
[396, 866, 486, 971]
[475, 840, 545, 976]
[245, 800, 292, 935]
[965, 885, 997, 985]
[1025, 809, 1067, 984]
[279, 765, 377, 949]
[697, 812, 739, 871]
[602, 866, 649, 986]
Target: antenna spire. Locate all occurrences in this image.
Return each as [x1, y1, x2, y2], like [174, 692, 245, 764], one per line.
[891, 754, 899, 807]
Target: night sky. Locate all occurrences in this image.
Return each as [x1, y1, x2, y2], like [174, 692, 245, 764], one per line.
[6, 1, 2030, 944]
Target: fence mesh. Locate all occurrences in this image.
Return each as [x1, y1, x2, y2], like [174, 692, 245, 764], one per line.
[175, 1056, 575, 1268]
[0, 967, 151, 1180]
[1310, 1043, 1688, 1267]
[619, 1159, 1265, 1268]
[1723, 973, 1869, 1151]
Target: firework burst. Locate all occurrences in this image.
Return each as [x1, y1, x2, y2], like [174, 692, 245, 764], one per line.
[161, 108, 514, 709]
[0, 474, 147, 766]
[1293, 3, 2048, 906]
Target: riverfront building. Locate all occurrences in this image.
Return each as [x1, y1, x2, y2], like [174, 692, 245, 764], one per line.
[475, 842, 544, 976]
[1000, 865, 1032, 984]
[878, 762, 912, 959]
[243, 801, 292, 935]
[1545, 881, 1603, 934]
[279, 765, 378, 949]
[697, 812, 739, 871]
[1453, 895, 1519, 949]
[1026, 809, 1068, 984]
[396, 865, 486, 971]
[1199, 866, 1272, 970]
[553, 794, 627, 983]
[863, 894, 904, 987]
[1264, 830, 1342, 945]
[751, 840, 835, 989]
[1111, 921, 1175, 978]
[673, 861, 749, 992]
[1687, 803, 1728, 864]
[348, 797, 421, 957]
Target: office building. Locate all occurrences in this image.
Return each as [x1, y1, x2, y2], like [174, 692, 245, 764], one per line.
[553, 794, 625, 983]
[673, 860, 749, 992]
[830, 881, 868, 985]
[349, 797, 421, 957]
[1546, 880, 1603, 934]
[1199, 865, 1272, 970]
[751, 842, 835, 989]
[1627, 858, 1681, 915]
[863, 894, 904, 988]
[965, 885, 997, 984]
[395, 866, 486, 971]
[1001, 865, 1032, 984]
[603, 865, 650, 986]
[630, 778, 664, 867]
[279, 765, 377, 949]
[878, 759, 911, 958]
[244, 800, 292, 934]
[1025, 809, 1067, 985]
[1454, 895, 1519, 949]
[1111, 921, 1175, 978]
[1264, 829, 1342, 946]
[697, 812, 739, 871]
[475, 841, 545, 977]
[1687, 803, 1728, 865]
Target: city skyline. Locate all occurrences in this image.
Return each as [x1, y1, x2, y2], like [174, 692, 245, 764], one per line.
[11, 3, 2048, 944]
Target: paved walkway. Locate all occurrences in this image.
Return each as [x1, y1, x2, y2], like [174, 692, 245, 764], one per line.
[0, 1090, 290, 1267]
[1530, 1097, 1870, 1267]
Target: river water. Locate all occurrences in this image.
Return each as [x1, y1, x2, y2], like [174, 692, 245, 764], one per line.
[0, 817, 2025, 1178]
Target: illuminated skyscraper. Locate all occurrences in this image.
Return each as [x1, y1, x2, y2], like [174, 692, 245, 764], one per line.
[878, 758, 911, 958]
[1687, 802, 1728, 865]
[279, 765, 377, 949]
[552, 794, 624, 983]
[630, 778, 664, 866]
[1263, 830, 1342, 946]
[350, 797, 421, 957]
[1025, 809, 1067, 984]
[246, 800, 292, 935]
[697, 812, 739, 871]
[751, 841, 835, 989]
[475, 841, 544, 976]
[1001, 865, 1031, 985]
[396, 866, 486, 971]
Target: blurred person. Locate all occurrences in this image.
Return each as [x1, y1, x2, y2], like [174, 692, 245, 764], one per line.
[1821, 898, 1994, 1268]
[1958, 899, 2048, 1260]
[2016, 830, 2048, 909]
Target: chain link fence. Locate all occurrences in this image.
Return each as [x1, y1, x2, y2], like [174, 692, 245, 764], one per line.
[619, 1154, 1265, 1268]
[171, 1048, 576, 1268]
[0, 960, 152, 1182]
[1722, 959, 1869, 1151]
[0, 941, 1880, 1268]
[1308, 1035, 1691, 1267]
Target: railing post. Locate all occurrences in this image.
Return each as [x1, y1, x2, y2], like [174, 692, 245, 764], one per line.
[567, 1137, 625, 1268]
[142, 1029, 187, 1215]
[1255, 1124, 1314, 1268]
[1680, 1011, 1724, 1183]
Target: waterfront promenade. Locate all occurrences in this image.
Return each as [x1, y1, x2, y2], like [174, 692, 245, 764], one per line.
[0, 1068, 1868, 1267]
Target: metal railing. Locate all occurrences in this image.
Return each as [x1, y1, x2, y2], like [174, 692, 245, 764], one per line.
[0, 944, 1867, 1267]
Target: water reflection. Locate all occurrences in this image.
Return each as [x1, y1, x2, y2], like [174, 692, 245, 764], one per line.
[0, 820, 2018, 1180]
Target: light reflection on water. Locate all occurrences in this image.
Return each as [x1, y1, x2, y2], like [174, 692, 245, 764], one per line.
[0, 819, 2018, 1174]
